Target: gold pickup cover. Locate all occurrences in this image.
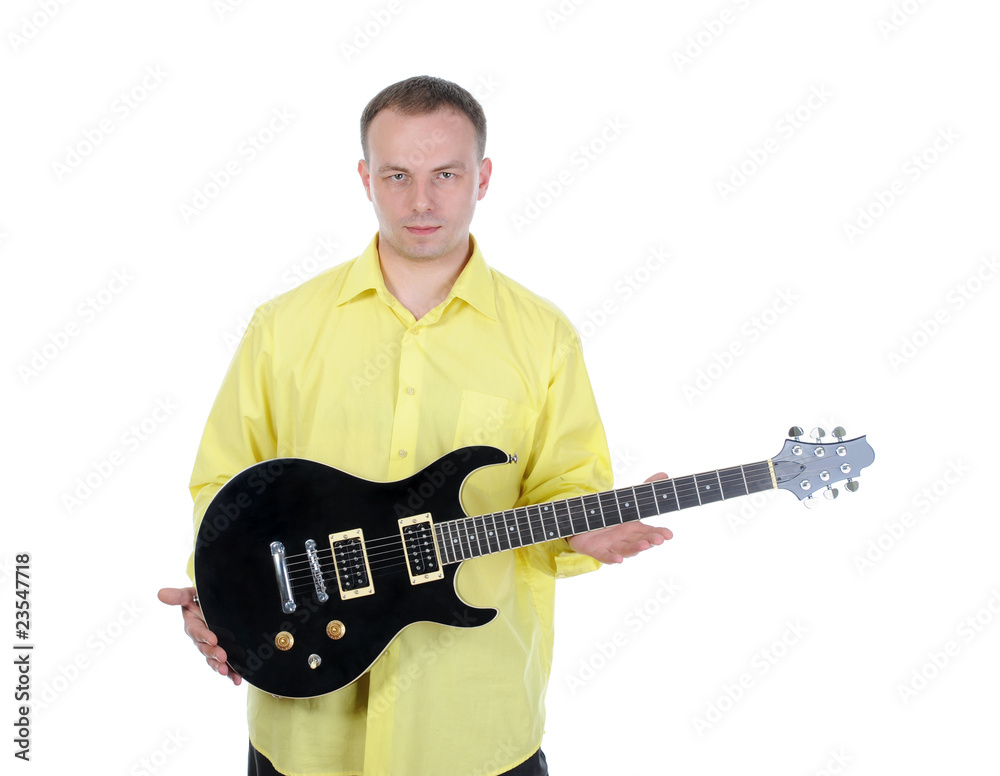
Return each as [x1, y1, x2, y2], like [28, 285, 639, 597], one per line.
[329, 528, 375, 599]
[398, 513, 444, 585]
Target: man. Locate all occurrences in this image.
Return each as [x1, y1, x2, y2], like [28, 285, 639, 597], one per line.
[159, 75, 672, 776]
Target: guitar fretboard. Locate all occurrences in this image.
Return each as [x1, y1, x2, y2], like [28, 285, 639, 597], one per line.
[433, 460, 775, 564]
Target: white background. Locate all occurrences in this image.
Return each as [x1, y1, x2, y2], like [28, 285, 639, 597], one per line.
[3, 0, 998, 773]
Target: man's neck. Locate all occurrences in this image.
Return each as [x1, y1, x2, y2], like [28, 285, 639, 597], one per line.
[378, 235, 472, 321]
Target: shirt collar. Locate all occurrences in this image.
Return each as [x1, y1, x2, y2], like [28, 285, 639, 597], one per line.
[336, 232, 498, 321]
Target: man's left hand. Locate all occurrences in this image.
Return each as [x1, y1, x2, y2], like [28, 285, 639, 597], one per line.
[566, 472, 674, 564]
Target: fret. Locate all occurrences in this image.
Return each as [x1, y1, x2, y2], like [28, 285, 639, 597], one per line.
[743, 461, 775, 494]
[721, 465, 750, 500]
[633, 482, 659, 520]
[581, 493, 603, 530]
[554, 499, 575, 538]
[615, 487, 641, 523]
[445, 521, 464, 561]
[673, 475, 701, 511]
[458, 517, 475, 559]
[495, 511, 513, 552]
[507, 509, 526, 549]
[650, 479, 678, 515]
[435, 525, 449, 564]
[568, 495, 589, 534]
[599, 491, 623, 525]
[539, 503, 560, 542]
[692, 471, 724, 506]
[483, 514, 502, 555]
[518, 506, 536, 545]
[469, 515, 489, 558]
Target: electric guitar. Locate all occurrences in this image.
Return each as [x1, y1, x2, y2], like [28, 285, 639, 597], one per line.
[193, 426, 874, 698]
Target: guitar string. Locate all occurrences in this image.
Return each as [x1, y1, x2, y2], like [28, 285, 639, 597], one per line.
[282, 465, 789, 575]
[281, 468, 793, 589]
[278, 465, 778, 566]
[281, 466, 778, 576]
[284, 456, 850, 593]
[281, 454, 849, 588]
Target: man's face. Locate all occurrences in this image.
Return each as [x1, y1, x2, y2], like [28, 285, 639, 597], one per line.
[358, 107, 491, 265]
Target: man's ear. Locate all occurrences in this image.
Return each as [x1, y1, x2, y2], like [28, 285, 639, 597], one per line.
[358, 159, 372, 202]
[477, 157, 492, 201]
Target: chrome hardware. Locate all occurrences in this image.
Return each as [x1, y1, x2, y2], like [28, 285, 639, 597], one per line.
[308, 654, 322, 669]
[810, 427, 826, 441]
[788, 426, 804, 440]
[800, 480, 811, 491]
[792, 444, 803, 455]
[846, 480, 860, 493]
[305, 539, 329, 603]
[270, 541, 296, 614]
[833, 426, 846, 441]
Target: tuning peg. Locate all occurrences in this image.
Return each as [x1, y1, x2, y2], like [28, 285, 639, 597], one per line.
[846, 480, 859, 493]
[823, 486, 839, 500]
[833, 426, 846, 441]
[810, 427, 826, 441]
[788, 426, 804, 440]
[803, 494, 819, 509]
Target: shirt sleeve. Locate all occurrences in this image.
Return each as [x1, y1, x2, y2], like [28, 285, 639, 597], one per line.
[185, 307, 277, 582]
[516, 321, 614, 579]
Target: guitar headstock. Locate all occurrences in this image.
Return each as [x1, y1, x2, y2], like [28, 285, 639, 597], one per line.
[772, 426, 875, 506]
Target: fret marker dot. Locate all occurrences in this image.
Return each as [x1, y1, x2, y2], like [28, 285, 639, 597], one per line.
[548, 531, 554, 536]
[590, 510, 595, 515]
[625, 502, 630, 507]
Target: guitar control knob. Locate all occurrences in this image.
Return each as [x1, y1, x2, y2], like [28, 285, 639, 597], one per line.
[326, 620, 346, 640]
[308, 654, 322, 670]
[275, 631, 294, 651]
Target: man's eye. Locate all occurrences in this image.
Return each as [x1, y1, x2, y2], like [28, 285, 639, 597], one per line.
[439, 172, 454, 179]
[390, 173, 405, 181]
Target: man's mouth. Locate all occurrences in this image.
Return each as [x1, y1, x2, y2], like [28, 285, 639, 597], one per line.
[405, 226, 441, 235]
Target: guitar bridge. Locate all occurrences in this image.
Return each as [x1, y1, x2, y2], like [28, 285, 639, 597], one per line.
[399, 513, 444, 585]
[329, 529, 374, 599]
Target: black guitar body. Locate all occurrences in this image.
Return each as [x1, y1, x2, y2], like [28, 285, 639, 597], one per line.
[193, 446, 510, 698]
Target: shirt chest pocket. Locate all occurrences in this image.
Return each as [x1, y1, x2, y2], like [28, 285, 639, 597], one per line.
[452, 389, 536, 504]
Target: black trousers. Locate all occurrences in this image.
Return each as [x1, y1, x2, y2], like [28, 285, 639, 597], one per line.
[249, 740, 548, 775]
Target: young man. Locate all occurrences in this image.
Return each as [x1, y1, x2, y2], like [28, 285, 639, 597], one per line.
[159, 75, 671, 776]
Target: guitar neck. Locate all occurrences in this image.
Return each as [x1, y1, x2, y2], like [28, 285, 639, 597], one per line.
[434, 459, 777, 565]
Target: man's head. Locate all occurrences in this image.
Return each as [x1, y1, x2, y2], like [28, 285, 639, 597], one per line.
[358, 76, 491, 267]
[360, 75, 486, 164]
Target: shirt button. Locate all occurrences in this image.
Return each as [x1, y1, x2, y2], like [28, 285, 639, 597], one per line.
[406, 387, 415, 396]
[398, 449, 407, 458]
[411, 327, 419, 336]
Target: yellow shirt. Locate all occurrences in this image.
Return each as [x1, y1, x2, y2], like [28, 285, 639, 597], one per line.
[187, 233, 612, 776]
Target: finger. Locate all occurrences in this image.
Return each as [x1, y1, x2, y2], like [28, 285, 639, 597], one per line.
[157, 587, 192, 607]
[205, 654, 243, 685]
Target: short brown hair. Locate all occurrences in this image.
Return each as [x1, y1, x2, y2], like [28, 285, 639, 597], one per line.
[360, 75, 487, 162]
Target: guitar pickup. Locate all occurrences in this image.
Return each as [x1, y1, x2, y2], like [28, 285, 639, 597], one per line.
[399, 513, 444, 585]
[329, 529, 374, 599]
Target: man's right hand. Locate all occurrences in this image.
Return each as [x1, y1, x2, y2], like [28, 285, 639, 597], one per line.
[157, 586, 242, 686]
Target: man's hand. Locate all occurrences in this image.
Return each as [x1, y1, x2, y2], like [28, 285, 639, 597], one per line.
[566, 472, 674, 564]
[157, 586, 242, 686]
